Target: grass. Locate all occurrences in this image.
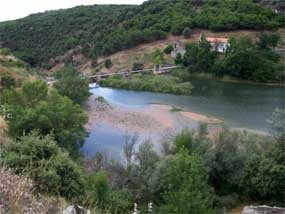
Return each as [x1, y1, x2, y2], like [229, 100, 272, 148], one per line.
[99, 73, 193, 95]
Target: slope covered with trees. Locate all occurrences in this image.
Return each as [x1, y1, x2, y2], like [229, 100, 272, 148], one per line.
[0, 0, 283, 67]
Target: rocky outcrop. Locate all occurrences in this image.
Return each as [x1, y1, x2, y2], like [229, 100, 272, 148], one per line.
[242, 205, 285, 214]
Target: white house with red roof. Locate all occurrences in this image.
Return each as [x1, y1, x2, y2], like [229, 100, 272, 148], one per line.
[202, 36, 230, 53]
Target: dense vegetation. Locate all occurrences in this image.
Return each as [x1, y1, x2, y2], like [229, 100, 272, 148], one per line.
[0, 80, 87, 157]
[0, 49, 32, 89]
[0, 0, 283, 67]
[180, 33, 284, 83]
[0, 75, 284, 212]
[99, 73, 193, 95]
[54, 67, 90, 104]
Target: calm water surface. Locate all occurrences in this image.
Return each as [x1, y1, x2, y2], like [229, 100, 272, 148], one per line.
[82, 78, 284, 158]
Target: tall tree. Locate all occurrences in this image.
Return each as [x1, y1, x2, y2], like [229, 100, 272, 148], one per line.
[54, 67, 90, 105]
[156, 150, 214, 214]
[0, 80, 87, 156]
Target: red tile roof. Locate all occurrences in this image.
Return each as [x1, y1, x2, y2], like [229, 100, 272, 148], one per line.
[206, 37, 229, 43]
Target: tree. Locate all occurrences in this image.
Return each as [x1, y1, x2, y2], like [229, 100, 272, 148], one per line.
[134, 141, 160, 201]
[164, 44, 174, 54]
[0, 80, 87, 156]
[1, 131, 86, 200]
[206, 128, 246, 194]
[132, 63, 144, 71]
[0, 75, 16, 89]
[183, 34, 215, 73]
[152, 50, 164, 66]
[54, 67, 90, 104]
[258, 32, 281, 49]
[182, 27, 192, 38]
[174, 53, 183, 65]
[156, 150, 214, 214]
[222, 36, 281, 82]
[174, 128, 209, 156]
[197, 34, 215, 72]
[105, 59, 112, 68]
[86, 172, 110, 205]
[123, 134, 138, 169]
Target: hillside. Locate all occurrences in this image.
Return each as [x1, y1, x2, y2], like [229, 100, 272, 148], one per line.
[96, 28, 285, 74]
[0, 49, 36, 89]
[0, 0, 283, 69]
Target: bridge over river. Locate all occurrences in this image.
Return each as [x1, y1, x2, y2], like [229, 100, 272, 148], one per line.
[46, 65, 180, 85]
[86, 65, 180, 82]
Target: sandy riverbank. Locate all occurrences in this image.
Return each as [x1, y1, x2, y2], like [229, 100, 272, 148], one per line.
[86, 95, 223, 134]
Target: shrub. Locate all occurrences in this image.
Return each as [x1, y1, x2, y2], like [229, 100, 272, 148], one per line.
[1, 132, 87, 200]
[105, 59, 112, 68]
[164, 44, 174, 54]
[0, 80, 87, 156]
[0, 75, 15, 89]
[0, 167, 65, 213]
[132, 63, 144, 71]
[54, 67, 90, 104]
[182, 27, 192, 38]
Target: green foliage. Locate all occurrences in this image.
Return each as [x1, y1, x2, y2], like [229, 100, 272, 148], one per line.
[107, 189, 133, 214]
[132, 63, 144, 71]
[163, 44, 174, 54]
[1, 0, 281, 66]
[156, 150, 214, 214]
[183, 34, 215, 73]
[99, 73, 193, 95]
[174, 128, 210, 156]
[152, 50, 164, 65]
[183, 34, 283, 83]
[0, 80, 87, 156]
[0, 48, 11, 56]
[104, 59, 112, 69]
[54, 67, 90, 104]
[174, 53, 183, 65]
[241, 136, 285, 204]
[258, 32, 281, 49]
[206, 128, 246, 195]
[182, 27, 192, 38]
[0, 75, 15, 89]
[86, 172, 110, 205]
[1, 131, 86, 200]
[216, 36, 282, 82]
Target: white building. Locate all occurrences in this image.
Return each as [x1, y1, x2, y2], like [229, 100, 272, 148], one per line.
[205, 37, 229, 53]
[171, 41, 186, 58]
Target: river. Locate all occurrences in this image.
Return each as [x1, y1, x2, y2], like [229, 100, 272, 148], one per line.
[82, 77, 284, 159]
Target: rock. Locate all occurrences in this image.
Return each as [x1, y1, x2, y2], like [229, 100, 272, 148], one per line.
[62, 205, 91, 214]
[242, 205, 285, 214]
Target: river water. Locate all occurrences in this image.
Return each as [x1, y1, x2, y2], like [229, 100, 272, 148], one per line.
[82, 77, 284, 158]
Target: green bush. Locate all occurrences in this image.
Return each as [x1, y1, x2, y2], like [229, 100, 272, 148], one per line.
[105, 59, 112, 68]
[54, 67, 90, 104]
[1, 131, 86, 200]
[0, 80, 87, 156]
[182, 27, 192, 38]
[0, 75, 16, 89]
[99, 73, 192, 95]
[164, 44, 174, 54]
[132, 63, 144, 71]
[156, 150, 214, 214]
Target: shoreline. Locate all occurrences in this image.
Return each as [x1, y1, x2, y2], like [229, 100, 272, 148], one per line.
[86, 95, 224, 134]
[189, 73, 285, 87]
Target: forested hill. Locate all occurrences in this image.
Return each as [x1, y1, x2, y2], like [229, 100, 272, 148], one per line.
[0, 0, 284, 67]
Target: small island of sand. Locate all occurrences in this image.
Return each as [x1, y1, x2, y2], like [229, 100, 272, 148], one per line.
[86, 95, 223, 134]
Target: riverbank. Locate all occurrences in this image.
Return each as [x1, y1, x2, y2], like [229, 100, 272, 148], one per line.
[189, 72, 285, 87]
[99, 73, 193, 95]
[86, 94, 223, 134]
